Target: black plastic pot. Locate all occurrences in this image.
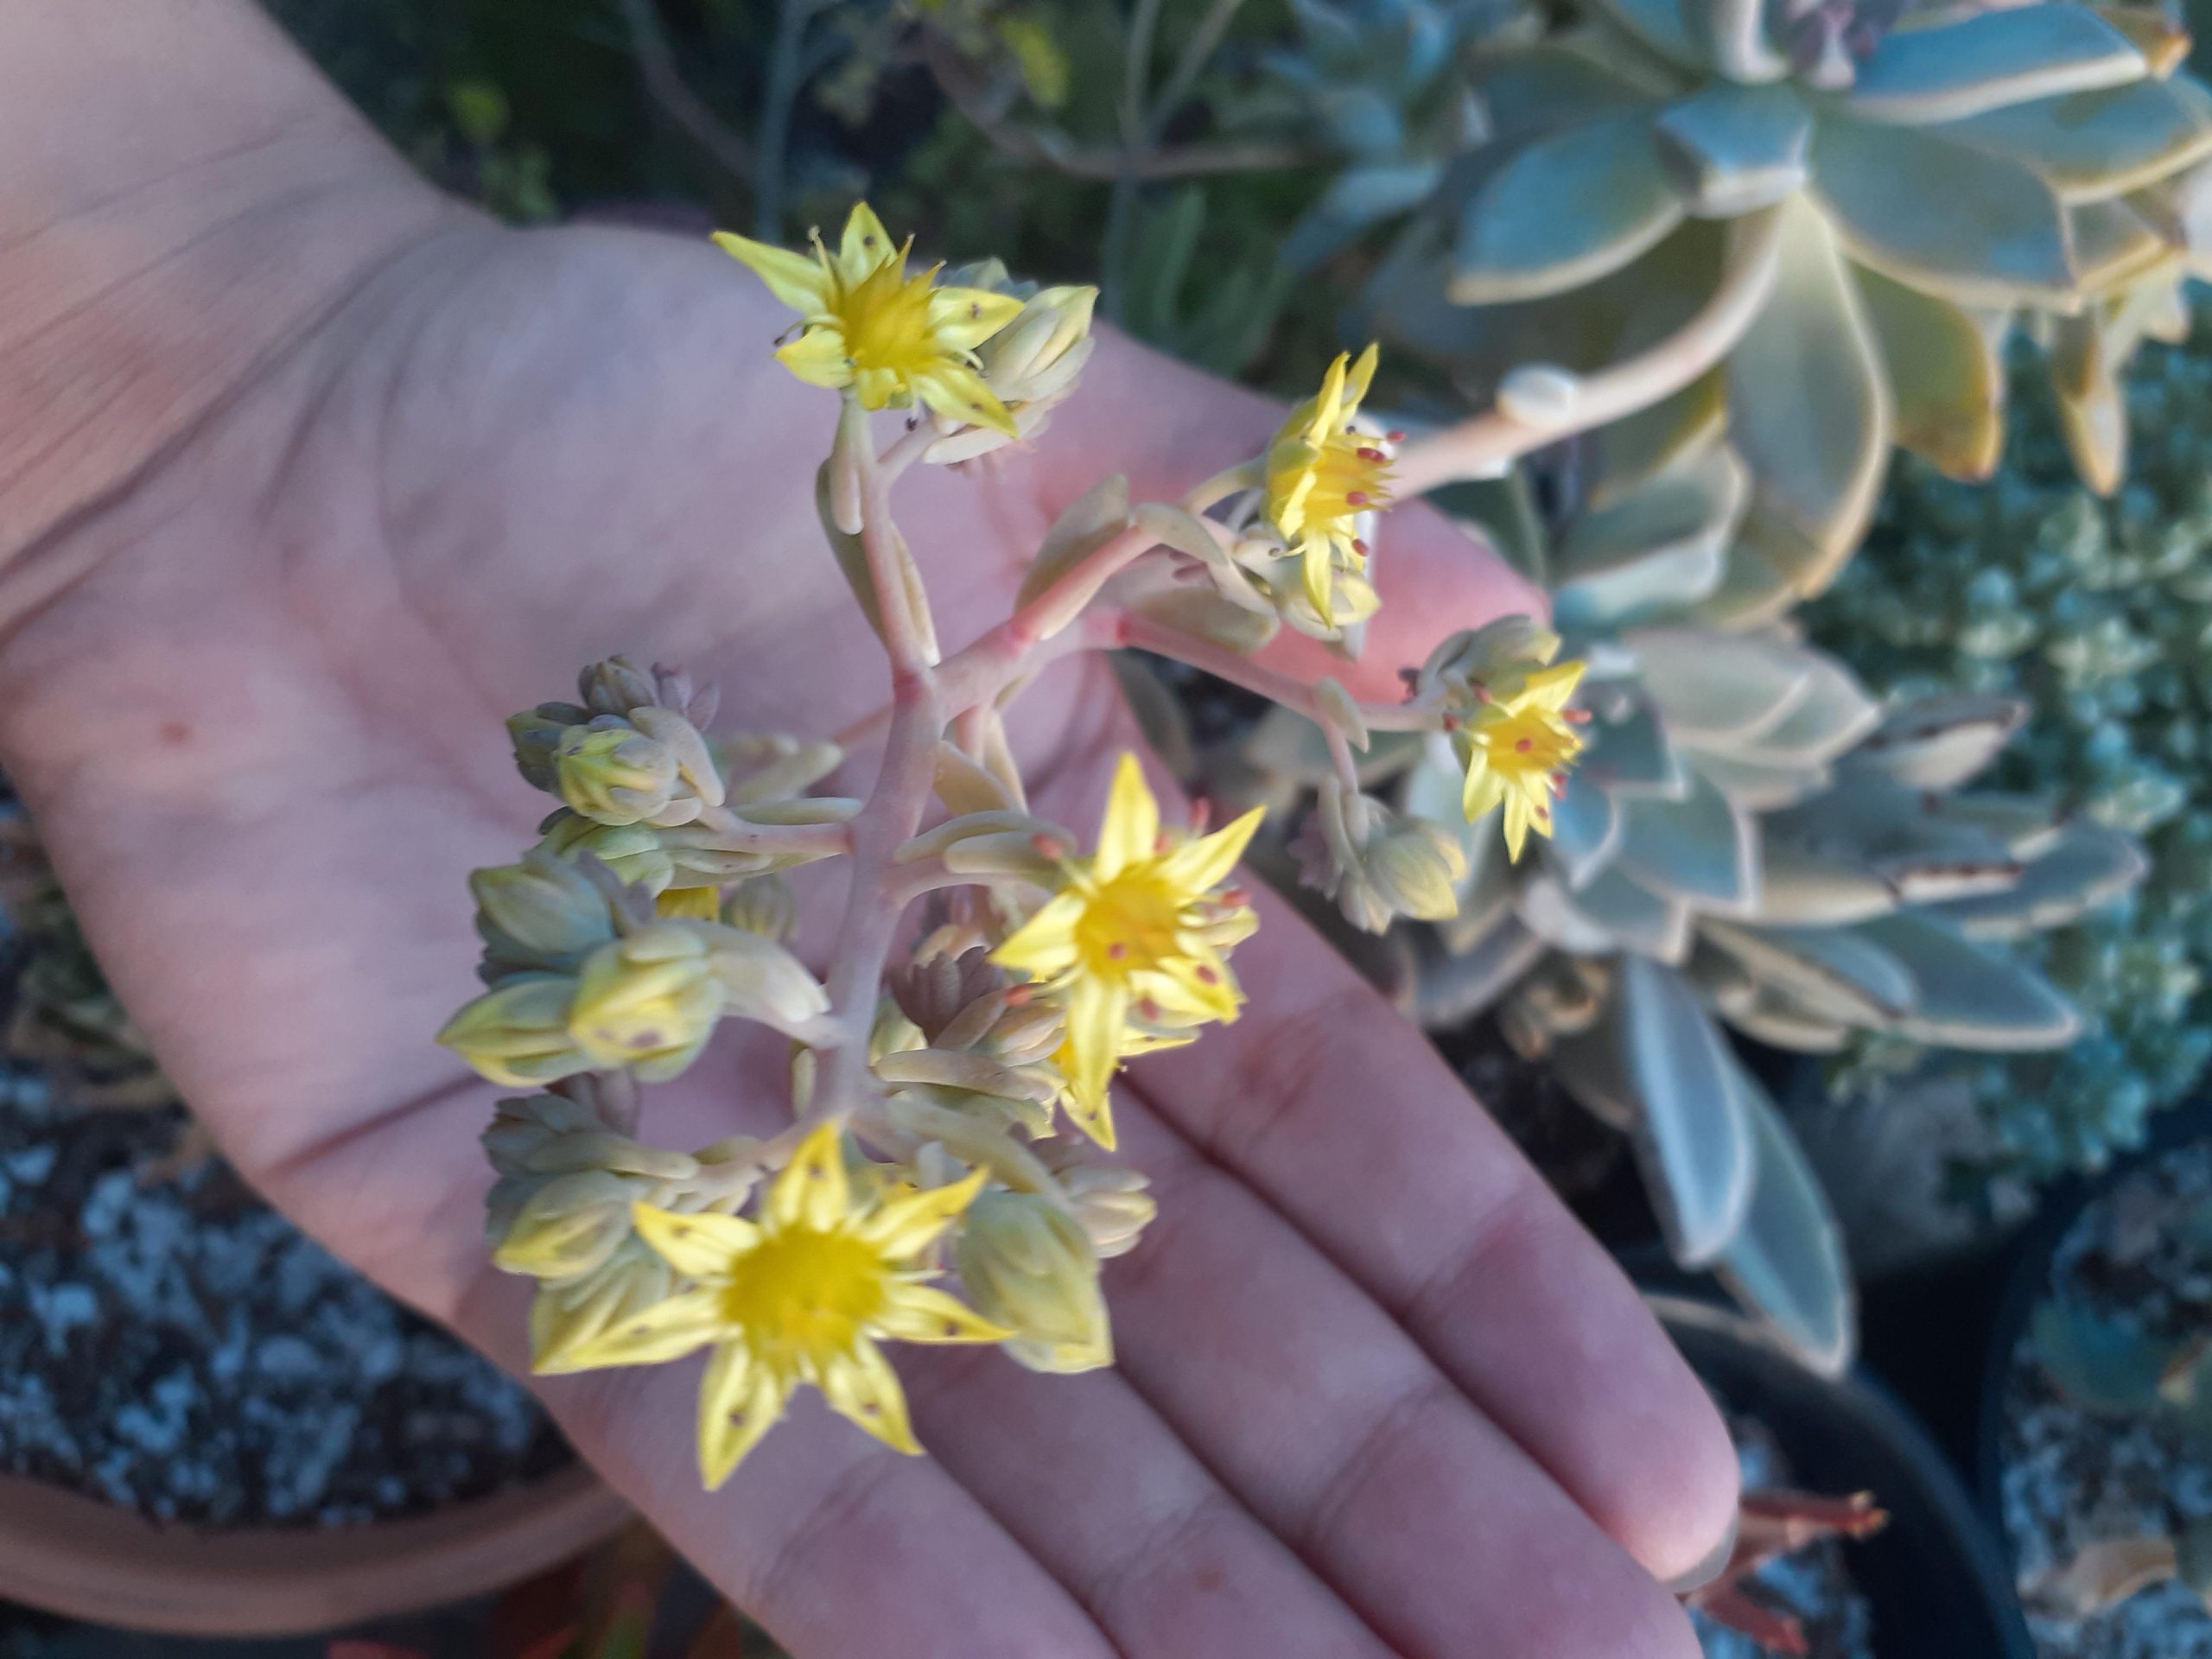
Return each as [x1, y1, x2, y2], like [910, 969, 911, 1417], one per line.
[1654, 1294, 2036, 1659]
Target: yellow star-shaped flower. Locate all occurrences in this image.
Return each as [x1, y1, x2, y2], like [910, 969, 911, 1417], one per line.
[715, 202, 1024, 435]
[551, 1122, 1005, 1487]
[1455, 661, 1588, 861]
[993, 755, 1262, 1149]
[1262, 344, 1393, 623]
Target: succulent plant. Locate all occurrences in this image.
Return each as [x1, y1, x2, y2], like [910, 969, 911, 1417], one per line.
[1211, 431, 2144, 1368]
[1285, 0, 2212, 614]
[1813, 308, 2212, 1177]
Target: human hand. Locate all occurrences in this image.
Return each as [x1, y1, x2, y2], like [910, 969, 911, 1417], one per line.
[0, 13, 1737, 1634]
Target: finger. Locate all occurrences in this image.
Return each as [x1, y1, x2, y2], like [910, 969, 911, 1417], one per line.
[1098, 1090, 1700, 1659]
[446, 1274, 1117, 1659]
[1132, 886, 1739, 1584]
[901, 1349, 1397, 1659]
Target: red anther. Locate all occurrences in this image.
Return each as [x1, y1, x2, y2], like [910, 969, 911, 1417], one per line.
[1195, 966, 1220, 986]
[1563, 708, 1592, 723]
[1440, 712, 1460, 732]
[1004, 985, 1033, 1007]
[1535, 807, 1551, 823]
[1220, 886, 1250, 907]
[1188, 798, 1213, 832]
[1473, 685, 1492, 703]
[1385, 429, 1407, 442]
[1031, 833, 1067, 860]
[1138, 998, 1162, 1021]
[1352, 538, 1370, 556]
[1344, 491, 1370, 506]
[1357, 447, 1386, 462]
[1516, 737, 1535, 753]
[1108, 942, 1128, 960]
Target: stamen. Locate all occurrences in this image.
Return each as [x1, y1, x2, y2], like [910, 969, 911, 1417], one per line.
[1344, 491, 1370, 506]
[1137, 998, 1162, 1021]
[1386, 429, 1407, 442]
[1516, 738, 1535, 753]
[1219, 886, 1250, 907]
[1353, 538, 1370, 556]
[1195, 966, 1220, 986]
[1357, 447, 1385, 462]
[1004, 985, 1033, 1007]
[1031, 834, 1068, 860]
[1563, 708, 1592, 724]
[1108, 942, 1128, 961]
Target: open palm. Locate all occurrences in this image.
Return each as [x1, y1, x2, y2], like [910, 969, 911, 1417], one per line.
[0, 217, 1735, 1657]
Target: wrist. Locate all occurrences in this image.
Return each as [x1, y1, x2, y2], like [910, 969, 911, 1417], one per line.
[0, 2, 468, 599]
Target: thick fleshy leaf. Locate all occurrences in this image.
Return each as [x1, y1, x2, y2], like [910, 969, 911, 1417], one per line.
[1856, 267, 2007, 479]
[1681, 530, 1804, 629]
[1019, 474, 1132, 609]
[1450, 113, 1686, 303]
[1935, 821, 2147, 937]
[1586, 0, 1706, 70]
[1411, 917, 1547, 1029]
[1811, 115, 2077, 305]
[1691, 0, 1791, 84]
[1723, 984, 1856, 1052]
[2049, 308, 2127, 493]
[1551, 448, 1746, 631]
[1846, 4, 2146, 124]
[1732, 652, 1881, 766]
[1547, 770, 1626, 889]
[1618, 771, 1760, 911]
[1628, 627, 1818, 744]
[1653, 82, 1814, 216]
[1769, 772, 2024, 901]
[1943, 76, 2212, 202]
[1522, 863, 1695, 961]
[1714, 1071, 1855, 1376]
[1856, 912, 2082, 1048]
[1467, 41, 1656, 145]
[1682, 749, 1834, 810]
[1930, 791, 2068, 860]
[2071, 198, 2179, 295]
[1699, 918, 1916, 1027]
[1576, 695, 1690, 798]
[1283, 161, 1446, 271]
[1725, 196, 1892, 599]
[1751, 834, 1902, 925]
[1844, 691, 2028, 789]
[1569, 957, 1756, 1265]
[1587, 368, 1731, 507]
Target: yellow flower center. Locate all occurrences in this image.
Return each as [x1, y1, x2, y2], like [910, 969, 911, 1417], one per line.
[721, 1224, 888, 1367]
[1288, 431, 1394, 533]
[1475, 709, 1580, 778]
[1071, 868, 1186, 982]
[830, 257, 941, 378]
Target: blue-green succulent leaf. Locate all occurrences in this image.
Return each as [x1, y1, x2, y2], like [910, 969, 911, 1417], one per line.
[1811, 114, 2077, 304]
[1282, 160, 1445, 270]
[1935, 820, 2147, 938]
[1845, 3, 2145, 125]
[1855, 265, 2007, 480]
[1653, 81, 1814, 216]
[1449, 111, 1686, 302]
[1942, 76, 2212, 202]
[1858, 910, 2082, 1046]
[1714, 1068, 1855, 1375]
[1618, 770, 1761, 909]
[1551, 448, 1746, 631]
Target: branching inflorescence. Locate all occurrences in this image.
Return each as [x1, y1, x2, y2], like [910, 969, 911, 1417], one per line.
[437, 203, 1581, 1488]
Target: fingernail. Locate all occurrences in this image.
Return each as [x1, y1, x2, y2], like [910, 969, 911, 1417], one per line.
[1663, 1508, 1739, 1597]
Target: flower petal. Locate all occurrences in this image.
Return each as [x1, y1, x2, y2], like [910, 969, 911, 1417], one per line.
[632, 1203, 760, 1278]
[838, 202, 898, 276]
[875, 1281, 1010, 1344]
[1310, 351, 1351, 439]
[769, 1120, 852, 1231]
[1343, 341, 1381, 413]
[1157, 804, 1264, 893]
[775, 327, 856, 389]
[993, 887, 1086, 979]
[912, 361, 1019, 437]
[1153, 949, 1243, 1024]
[550, 1285, 726, 1372]
[930, 285, 1026, 351]
[697, 1340, 789, 1489]
[1095, 753, 1161, 881]
[1301, 536, 1338, 624]
[857, 1166, 989, 1259]
[711, 231, 831, 314]
[1058, 976, 1128, 1147]
[821, 1338, 921, 1454]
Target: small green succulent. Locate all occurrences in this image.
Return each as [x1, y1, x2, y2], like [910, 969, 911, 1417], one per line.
[1813, 306, 2212, 1179]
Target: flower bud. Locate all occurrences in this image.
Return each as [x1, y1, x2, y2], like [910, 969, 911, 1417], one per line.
[483, 1093, 702, 1181]
[528, 1235, 675, 1374]
[1419, 616, 1563, 705]
[1058, 1165, 1157, 1260]
[509, 702, 588, 791]
[1294, 782, 1465, 933]
[538, 814, 677, 894]
[957, 1191, 1111, 1374]
[721, 873, 797, 943]
[491, 1169, 639, 1279]
[1367, 816, 1467, 923]
[567, 926, 726, 1079]
[555, 708, 725, 829]
[656, 885, 722, 921]
[439, 975, 591, 1088]
[578, 655, 661, 719]
[981, 285, 1097, 403]
[472, 850, 619, 976]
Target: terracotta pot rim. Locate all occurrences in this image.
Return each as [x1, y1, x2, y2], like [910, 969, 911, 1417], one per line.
[0, 1457, 631, 1637]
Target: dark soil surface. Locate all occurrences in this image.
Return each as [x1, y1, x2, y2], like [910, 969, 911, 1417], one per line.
[2000, 1141, 2212, 1658]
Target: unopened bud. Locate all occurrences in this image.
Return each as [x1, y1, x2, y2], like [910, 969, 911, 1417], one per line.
[492, 1170, 639, 1278]
[509, 702, 588, 791]
[439, 975, 590, 1088]
[472, 851, 619, 975]
[1057, 1165, 1157, 1259]
[721, 873, 797, 943]
[538, 814, 677, 895]
[957, 1191, 1112, 1374]
[556, 708, 725, 829]
[567, 927, 726, 1079]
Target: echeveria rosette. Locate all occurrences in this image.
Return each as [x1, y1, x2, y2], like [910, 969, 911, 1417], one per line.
[1342, 0, 2212, 618]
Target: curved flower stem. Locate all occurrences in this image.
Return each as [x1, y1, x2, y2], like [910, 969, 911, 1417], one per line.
[1184, 459, 1263, 515]
[1391, 207, 1786, 496]
[849, 393, 940, 673]
[1118, 612, 1443, 736]
[689, 804, 854, 859]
